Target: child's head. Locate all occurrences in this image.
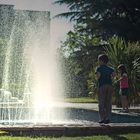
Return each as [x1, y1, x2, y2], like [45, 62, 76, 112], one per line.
[117, 64, 127, 74]
[98, 54, 109, 64]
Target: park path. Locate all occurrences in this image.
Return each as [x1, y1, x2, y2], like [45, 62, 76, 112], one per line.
[58, 102, 140, 115]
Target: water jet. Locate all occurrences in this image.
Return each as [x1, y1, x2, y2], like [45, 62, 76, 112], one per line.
[0, 4, 64, 125]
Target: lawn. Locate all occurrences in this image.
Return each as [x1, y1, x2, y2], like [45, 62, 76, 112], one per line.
[64, 97, 97, 103]
[0, 134, 140, 140]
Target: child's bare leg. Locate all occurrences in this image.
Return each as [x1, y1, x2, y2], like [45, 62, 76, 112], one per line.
[124, 96, 129, 109]
[121, 96, 125, 110]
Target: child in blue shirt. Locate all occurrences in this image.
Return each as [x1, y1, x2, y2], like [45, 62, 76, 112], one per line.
[95, 54, 115, 124]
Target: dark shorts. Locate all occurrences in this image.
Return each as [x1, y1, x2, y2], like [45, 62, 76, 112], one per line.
[120, 88, 128, 96]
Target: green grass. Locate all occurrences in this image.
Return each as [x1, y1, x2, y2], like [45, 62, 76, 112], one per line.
[0, 133, 140, 140]
[64, 97, 97, 103]
[0, 136, 111, 140]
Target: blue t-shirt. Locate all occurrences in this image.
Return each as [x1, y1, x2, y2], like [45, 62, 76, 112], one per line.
[96, 65, 114, 87]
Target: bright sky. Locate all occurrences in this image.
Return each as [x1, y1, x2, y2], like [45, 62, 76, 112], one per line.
[0, 0, 74, 47]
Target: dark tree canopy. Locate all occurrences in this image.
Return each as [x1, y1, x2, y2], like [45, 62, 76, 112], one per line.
[55, 0, 140, 41]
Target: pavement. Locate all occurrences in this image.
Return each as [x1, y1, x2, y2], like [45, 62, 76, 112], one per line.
[58, 102, 140, 115]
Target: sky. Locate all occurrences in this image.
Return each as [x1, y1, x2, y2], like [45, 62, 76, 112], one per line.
[0, 0, 74, 47]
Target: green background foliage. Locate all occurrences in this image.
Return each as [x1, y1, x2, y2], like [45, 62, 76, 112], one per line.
[56, 0, 140, 104]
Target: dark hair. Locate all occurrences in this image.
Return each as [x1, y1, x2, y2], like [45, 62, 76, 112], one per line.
[117, 64, 127, 75]
[98, 54, 109, 64]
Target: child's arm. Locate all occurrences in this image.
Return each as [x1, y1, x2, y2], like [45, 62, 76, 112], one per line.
[114, 73, 127, 83]
[111, 71, 116, 78]
[118, 73, 127, 80]
[95, 72, 101, 80]
[113, 72, 122, 83]
[95, 67, 101, 80]
[115, 77, 123, 83]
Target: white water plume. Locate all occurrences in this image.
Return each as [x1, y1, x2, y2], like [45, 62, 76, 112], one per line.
[0, 6, 64, 124]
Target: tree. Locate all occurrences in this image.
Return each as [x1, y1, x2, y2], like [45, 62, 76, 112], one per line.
[55, 0, 140, 102]
[60, 25, 104, 97]
[55, 0, 140, 41]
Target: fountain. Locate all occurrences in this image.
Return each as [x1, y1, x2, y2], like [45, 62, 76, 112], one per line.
[0, 4, 65, 125]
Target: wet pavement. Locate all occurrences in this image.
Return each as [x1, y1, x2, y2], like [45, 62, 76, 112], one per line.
[59, 102, 140, 115]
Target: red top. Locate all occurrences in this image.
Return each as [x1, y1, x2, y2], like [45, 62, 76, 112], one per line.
[120, 73, 128, 88]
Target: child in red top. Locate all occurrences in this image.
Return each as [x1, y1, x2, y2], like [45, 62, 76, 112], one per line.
[117, 64, 129, 112]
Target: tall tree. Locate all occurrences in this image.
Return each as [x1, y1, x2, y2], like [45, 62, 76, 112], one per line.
[59, 25, 104, 97]
[55, 0, 140, 41]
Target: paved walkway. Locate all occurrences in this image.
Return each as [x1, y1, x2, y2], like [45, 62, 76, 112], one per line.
[58, 102, 140, 115]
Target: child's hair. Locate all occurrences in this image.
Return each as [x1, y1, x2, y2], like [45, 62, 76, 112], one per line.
[117, 64, 127, 75]
[98, 54, 109, 64]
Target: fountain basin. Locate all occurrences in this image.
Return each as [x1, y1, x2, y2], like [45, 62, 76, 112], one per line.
[0, 107, 139, 125]
[0, 123, 140, 136]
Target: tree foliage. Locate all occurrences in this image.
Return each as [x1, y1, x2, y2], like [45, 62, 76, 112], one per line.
[105, 37, 140, 104]
[60, 25, 104, 97]
[55, 0, 140, 41]
[56, 0, 140, 104]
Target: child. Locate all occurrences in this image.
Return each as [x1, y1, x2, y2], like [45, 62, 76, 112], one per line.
[95, 54, 115, 124]
[117, 64, 129, 112]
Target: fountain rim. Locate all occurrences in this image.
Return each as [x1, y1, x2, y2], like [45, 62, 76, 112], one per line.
[0, 123, 140, 136]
